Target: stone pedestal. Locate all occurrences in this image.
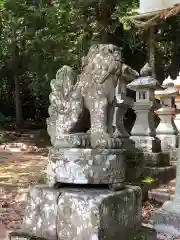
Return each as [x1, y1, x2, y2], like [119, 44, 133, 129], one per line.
[130, 135, 161, 153]
[154, 135, 180, 238]
[10, 185, 142, 240]
[47, 148, 125, 188]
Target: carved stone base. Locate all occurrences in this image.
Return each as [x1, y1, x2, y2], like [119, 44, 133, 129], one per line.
[49, 132, 122, 149]
[156, 134, 178, 153]
[130, 136, 161, 153]
[154, 199, 180, 238]
[47, 148, 125, 187]
[143, 152, 170, 166]
[53, 133, 90, 148]
[16, 185, 142, 240]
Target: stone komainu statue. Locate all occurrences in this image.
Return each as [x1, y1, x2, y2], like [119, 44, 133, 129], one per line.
[47, 44, 138, 148]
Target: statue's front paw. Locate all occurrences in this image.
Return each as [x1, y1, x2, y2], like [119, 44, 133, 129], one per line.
[113, 129, 121, 138]
[91, 132, 110, 149]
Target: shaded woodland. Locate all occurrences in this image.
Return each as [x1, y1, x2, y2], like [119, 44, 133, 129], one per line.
[0, 0, 180, 129]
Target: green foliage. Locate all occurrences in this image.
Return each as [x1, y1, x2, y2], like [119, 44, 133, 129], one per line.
[0, 0, 100, 120]
[142, 177, 156, 184]
[0, 0, 179, 122]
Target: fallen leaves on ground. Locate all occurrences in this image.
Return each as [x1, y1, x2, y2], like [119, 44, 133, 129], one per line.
[0, 132, 48, 232]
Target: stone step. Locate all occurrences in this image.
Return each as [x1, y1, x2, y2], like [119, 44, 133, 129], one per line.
[148, 179, 176, 203]
[148, 190, 175, 203]
[144, 165, 176, 184]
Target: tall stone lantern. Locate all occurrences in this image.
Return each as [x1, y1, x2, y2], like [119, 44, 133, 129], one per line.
[155, 76, 178, 153]
[127, 74, 161, 153]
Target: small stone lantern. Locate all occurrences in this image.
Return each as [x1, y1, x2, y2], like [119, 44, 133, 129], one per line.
[127, 74, 161, 152]
[155, 78, 178, 153]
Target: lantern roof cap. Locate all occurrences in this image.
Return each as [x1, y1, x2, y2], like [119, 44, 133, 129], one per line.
[155, 89, 178, 98]
[174, 72, 180, 87]
[162, 76, 175, 88]
[127, 76, 162, 91]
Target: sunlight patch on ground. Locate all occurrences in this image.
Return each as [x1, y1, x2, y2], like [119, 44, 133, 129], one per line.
[0, 143, 48, 232]
[0, 149, 46, 186]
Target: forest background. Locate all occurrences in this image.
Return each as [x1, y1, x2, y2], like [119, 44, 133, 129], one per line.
[0, 0, 179, 129]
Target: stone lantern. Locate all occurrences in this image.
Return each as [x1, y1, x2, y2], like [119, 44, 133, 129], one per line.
[127, 74, 162, 153]
[155, 76, 178, 153]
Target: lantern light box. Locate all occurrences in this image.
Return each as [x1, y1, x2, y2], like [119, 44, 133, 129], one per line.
[139, 0, 180, 14]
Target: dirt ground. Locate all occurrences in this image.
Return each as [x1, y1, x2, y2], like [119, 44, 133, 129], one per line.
[0, 132, 48, 239]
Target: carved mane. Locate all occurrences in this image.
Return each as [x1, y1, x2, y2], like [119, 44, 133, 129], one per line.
[77, 44, 123, 95]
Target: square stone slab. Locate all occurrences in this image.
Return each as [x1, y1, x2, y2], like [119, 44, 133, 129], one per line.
[57, 186, 142, 240]
[17, 185, 142, 240]
[154, 200, 180, 238]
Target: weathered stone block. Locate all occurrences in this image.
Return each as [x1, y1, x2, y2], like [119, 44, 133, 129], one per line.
[21, 186, 60, 240]
[15, 185, 141, 240]
[130, 136, 161, 153]
[154, 200, 180, 238]
[53, 133, 90, 148]
[47, 148, 125, 187]
[57, 186, 142, 240]
[157, 134, 178, 153]
[143, 152, 170, 166]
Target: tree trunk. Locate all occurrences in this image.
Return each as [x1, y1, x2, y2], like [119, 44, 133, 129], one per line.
[12, 15, 24, 130]
[147, 26, 156, 78]
[95, 0, 117, 43]
[14, 73, 23, 130]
